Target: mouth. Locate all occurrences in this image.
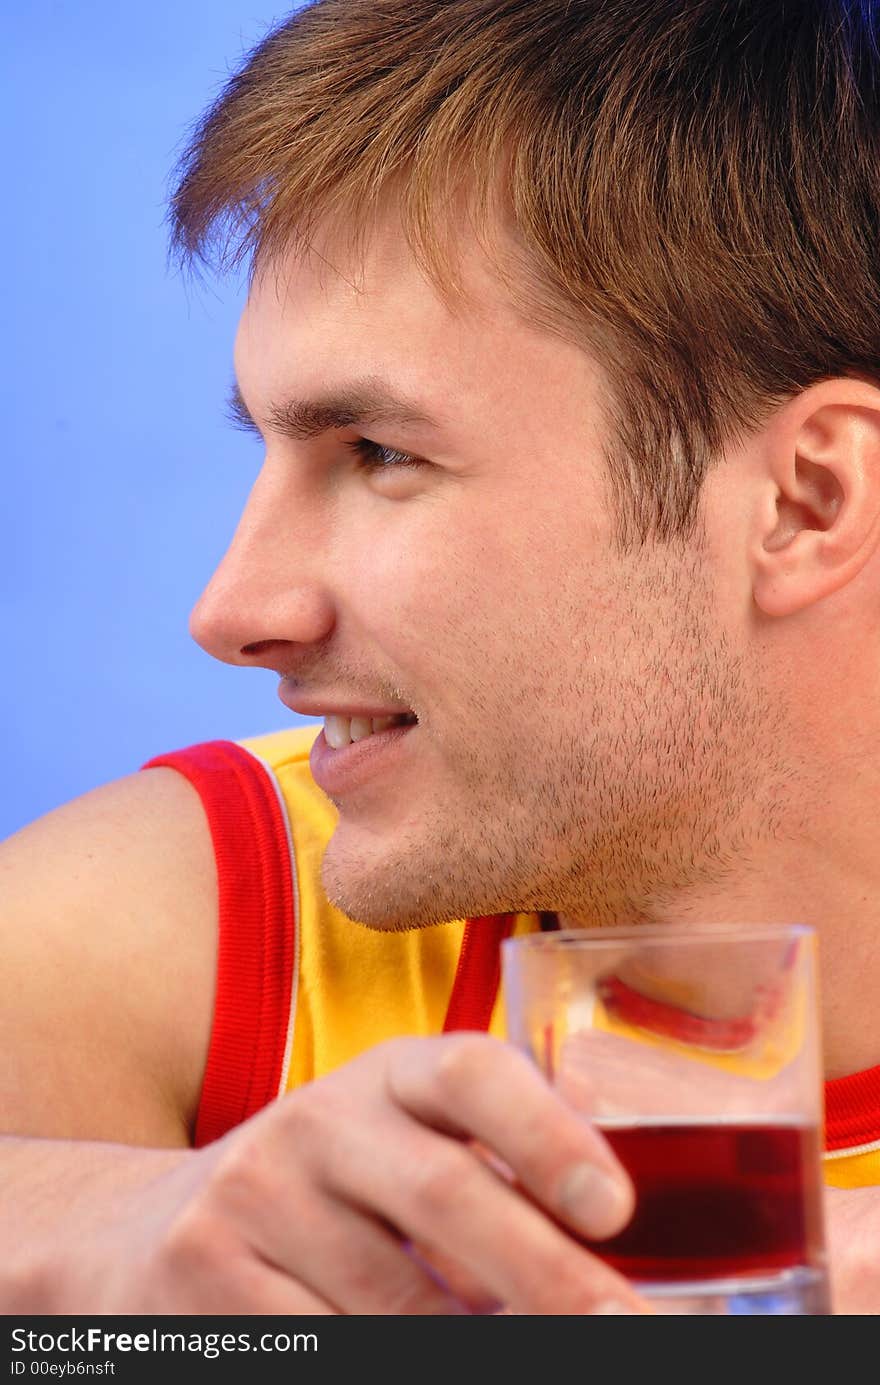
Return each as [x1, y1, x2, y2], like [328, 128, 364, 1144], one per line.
[308, 712, 419, 797]
[322, 710, 418, 748]
[276, 680, 421, 795]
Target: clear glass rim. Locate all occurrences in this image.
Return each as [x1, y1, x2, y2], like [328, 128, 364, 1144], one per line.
[501, 921, 813, 950]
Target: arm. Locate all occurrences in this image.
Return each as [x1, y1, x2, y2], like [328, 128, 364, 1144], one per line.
[0, 765, 215, 1304]
[1, 766, 218, 1146]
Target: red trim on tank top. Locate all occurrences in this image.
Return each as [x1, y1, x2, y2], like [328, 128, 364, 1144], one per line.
[442, 914, 518, 1032]
[825, 1063, 880, 1152]
[141, 740, 295, 1147]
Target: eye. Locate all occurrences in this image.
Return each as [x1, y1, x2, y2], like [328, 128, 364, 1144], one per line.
[344, 438, 424, 472]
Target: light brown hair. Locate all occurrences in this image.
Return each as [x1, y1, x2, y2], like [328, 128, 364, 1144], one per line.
[170, 0, 880, 546]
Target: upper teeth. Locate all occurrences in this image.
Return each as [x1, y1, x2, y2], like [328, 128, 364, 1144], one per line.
[323, 713, 414, 749]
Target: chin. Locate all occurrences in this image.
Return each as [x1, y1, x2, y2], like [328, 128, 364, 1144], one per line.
[319, 856, 451, 933]
[319, 819, 528, 931]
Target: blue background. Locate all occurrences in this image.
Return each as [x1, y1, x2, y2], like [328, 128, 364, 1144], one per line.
[2, 4, 313, 839]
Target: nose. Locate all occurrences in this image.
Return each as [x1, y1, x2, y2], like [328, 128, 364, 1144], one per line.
[189, 465, 336, 668]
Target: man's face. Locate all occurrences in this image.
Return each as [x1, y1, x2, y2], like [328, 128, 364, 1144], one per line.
[191, 210, 779, 929]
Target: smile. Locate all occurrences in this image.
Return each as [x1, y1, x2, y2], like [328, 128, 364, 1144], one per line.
[309, 717, 417, 796]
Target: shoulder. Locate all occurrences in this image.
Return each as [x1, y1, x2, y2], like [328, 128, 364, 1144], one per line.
[1, 751, 220, 1146]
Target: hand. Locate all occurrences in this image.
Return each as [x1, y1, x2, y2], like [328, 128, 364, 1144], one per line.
[78, 1034, 644, 1314]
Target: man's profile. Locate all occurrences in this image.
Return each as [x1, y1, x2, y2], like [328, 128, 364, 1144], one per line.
[2, 0, 880, 1314]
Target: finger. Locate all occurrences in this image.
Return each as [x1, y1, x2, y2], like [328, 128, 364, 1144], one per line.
[144, 1235, 339, 1315]
[206, 1259, 339, 1315]
[315, 1104, 646, 1315]
[226, 1165, 468, 1315]
[406, 1237, 504, 1314]
[388, 1033, 635, 1240]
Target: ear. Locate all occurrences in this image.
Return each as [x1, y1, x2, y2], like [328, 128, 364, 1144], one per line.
[751, 379, 880, 618]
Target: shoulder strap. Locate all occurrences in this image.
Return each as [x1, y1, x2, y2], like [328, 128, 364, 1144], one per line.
[825, 1062, 880, 1154]
[141, 740, 296, 1146]
[442, 914, 518, 1031]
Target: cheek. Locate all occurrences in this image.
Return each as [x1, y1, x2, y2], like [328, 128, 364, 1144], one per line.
[351, 513, 508, 686]
[347, 491, 589, 684]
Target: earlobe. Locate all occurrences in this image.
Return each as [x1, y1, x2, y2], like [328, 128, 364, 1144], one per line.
[751, 391, 880, 619]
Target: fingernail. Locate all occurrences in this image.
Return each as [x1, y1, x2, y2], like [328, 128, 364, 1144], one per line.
[590, 1300, 638, 1314]
[558, 1162, 634, 1239]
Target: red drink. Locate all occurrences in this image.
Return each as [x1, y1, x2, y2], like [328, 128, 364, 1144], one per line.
[584, 1121, 823, 1283]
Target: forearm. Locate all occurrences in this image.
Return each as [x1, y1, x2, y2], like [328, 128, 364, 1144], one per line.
[0, 1136, 188, 1311]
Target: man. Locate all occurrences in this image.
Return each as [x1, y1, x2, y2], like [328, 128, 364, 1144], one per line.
[2, 0, 879, 1313]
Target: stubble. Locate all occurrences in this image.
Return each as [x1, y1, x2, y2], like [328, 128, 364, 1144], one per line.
[321, 541, 794, 931]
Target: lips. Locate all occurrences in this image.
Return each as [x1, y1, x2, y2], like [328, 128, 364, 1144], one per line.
[277, 678, 416, 724]
[308, 719, 416, 796]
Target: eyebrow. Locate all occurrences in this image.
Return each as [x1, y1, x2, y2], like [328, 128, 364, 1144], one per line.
[226, 377, 442, 441]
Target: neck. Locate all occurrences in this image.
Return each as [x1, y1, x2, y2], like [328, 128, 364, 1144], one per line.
[560, 782, 880, 1081]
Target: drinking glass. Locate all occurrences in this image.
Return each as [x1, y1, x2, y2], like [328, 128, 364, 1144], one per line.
[501, 923, 830, 1314]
